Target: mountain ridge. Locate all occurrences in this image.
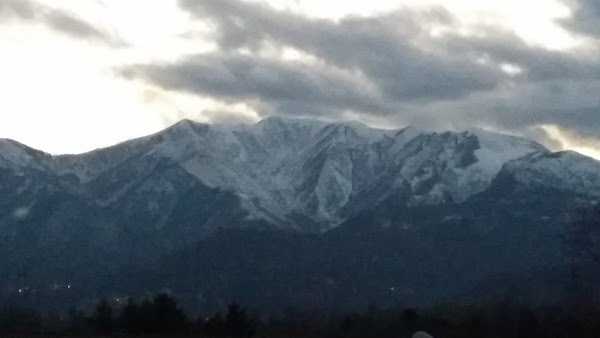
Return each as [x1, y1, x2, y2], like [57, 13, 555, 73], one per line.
[0, 117, 564, 229]
[2, 116, 598, 232]
[2, 117, 600, 311]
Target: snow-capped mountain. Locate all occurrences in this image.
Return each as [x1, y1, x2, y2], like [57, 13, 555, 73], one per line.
[2, 117, 598, 231]
[500, 150, 600, 197]
[2, 118, 564, 230]
[2, 117, 600, 311]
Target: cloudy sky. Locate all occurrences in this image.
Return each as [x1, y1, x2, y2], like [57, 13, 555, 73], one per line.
[1, 0, 599, 158]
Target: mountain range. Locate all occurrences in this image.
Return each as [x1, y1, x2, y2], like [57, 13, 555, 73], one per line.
[1, 117, 599, 312]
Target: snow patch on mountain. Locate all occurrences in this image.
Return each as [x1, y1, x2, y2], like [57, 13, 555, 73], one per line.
[504, 150, 600, 197]
[448, 129, 548, 202]
[2, 117, 599, 231]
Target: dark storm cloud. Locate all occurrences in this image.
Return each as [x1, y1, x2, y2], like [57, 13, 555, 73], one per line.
[179, 0, 507, 101]
[124, 0, 600, 145]
[122, 52, 387, 117]
[420, 79, 600, 139]
[124, 0, 514, 117]
[560, 0, 600, 38]
[0, 0, 118, 44]
[438, 26, 600, 82]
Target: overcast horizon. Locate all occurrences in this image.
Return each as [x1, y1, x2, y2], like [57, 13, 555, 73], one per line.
[1, 0, 599, 159]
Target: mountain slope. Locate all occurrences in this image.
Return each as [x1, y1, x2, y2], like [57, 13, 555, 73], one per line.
[1, 117, 600, 311]
[45, 118, 549, 229]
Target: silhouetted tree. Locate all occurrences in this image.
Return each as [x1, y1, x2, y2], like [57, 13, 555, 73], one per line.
[402, 308, 420, 332]
[90, 299, 113, 333]
[202, 312, 225, 336]
[119, 297, 143, 334]
[516, 309, 539, 338]
[0, 306, 42, 333]
[67, 307, 87, 334]
[224, 302, 255, 337]
[152, 292, 189, 332]
[115, 293, 190, 333]
[138, 297, 155, 331]
[402, 308, 419, 322]
[463, 312, 485, 338]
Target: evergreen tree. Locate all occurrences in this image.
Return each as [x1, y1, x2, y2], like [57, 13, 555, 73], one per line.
[0, 306, 41, 333]
[90, 299, 113, 333]
[225, 302, 255, 337]
[152, 292, 189, 332]
[119, 297, 142, 333]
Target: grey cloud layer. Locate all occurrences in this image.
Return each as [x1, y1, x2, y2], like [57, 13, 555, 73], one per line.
[178, 0, 510, 101]
[0, 0, 117, 44]
[123, 52, 388, 117]
[561, 0, 600, 38]
[0, 0, 35, 20]
[123, 0, 600, 145]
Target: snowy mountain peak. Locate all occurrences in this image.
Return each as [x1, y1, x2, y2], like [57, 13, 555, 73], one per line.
[258, 115, 327, 127]
[256, 116, 393, 143]
[467, 128, 547, 153]
[502, 149, 600, 197]
[1, 118, 599, 231]
[444, 128, 550, 202]
[163, 118, 211, 137]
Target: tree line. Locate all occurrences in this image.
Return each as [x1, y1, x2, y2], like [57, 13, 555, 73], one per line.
[3, 293, 600, 337]
[1, 292, 255, 337]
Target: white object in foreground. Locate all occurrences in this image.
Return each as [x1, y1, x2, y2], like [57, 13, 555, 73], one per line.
[412, 331, 435, 338]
